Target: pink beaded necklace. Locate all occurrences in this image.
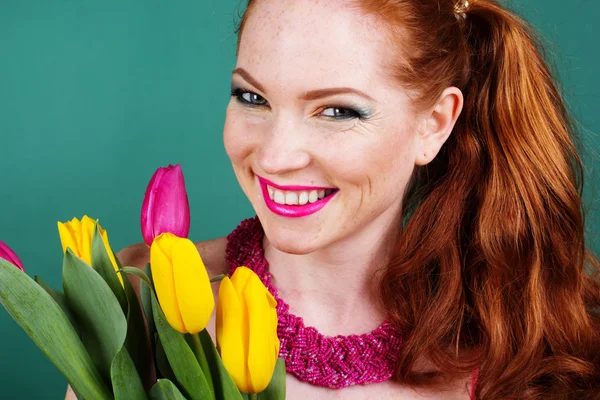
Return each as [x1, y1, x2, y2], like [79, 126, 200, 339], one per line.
[225, 217, 403, 389]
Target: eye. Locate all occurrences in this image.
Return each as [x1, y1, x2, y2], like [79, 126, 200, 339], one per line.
[321, 107, 361, 120]
[231, 86, 368, 121]
[231, 88, 268, 106]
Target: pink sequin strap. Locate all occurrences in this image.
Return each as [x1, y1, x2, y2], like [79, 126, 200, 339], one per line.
[225, 217, 403, 388]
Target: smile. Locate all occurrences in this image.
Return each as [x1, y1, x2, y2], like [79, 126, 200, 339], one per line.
[257, 176, 339, 218]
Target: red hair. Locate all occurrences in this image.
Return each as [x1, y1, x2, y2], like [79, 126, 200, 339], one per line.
[236, 1, 600, 398]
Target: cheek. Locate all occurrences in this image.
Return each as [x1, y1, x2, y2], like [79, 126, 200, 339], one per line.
[223, 106, 256, 165]
[323, 126, 417, 192]
[380, 134, 416, 178]
[372, 134, 417, 199]
[223, 107, 260, 202]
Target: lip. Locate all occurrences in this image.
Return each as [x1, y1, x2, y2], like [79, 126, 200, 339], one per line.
[257, 176, 338, 218]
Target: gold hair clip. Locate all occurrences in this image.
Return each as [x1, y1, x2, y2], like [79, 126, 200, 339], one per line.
[454, 0, 471, 16]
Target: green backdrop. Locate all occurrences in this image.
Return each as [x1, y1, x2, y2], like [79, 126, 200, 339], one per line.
[0, 0, 598, 398]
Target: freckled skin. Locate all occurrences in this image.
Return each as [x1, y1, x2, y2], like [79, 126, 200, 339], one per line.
[223, 3, 466, 396]
[224, 0, 425, 256]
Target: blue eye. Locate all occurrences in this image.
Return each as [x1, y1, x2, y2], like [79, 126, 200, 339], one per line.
[321, 107, 361, 120]
[231, 88, 268, 106]
[230, 87, 367, 120]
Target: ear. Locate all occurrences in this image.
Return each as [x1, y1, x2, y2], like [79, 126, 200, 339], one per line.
[414, 87, 463, 166]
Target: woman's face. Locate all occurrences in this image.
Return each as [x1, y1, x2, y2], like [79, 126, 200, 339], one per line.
[224, 0, 425, 254]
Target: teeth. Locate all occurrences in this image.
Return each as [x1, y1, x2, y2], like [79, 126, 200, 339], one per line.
[274, 190, 285, 204]
[298, 191, 309, 205]
[267, 185, 334, 206]
[285, 192, 298, 205]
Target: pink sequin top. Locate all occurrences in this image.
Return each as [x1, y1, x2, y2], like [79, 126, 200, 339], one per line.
[225, 217, 478, 398]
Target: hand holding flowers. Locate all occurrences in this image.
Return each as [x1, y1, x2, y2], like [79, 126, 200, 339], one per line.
[0, 163, 285, 400]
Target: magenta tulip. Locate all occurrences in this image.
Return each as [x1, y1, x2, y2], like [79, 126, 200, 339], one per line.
[0, 240, 24, 271]
[141, 164, 191, 246]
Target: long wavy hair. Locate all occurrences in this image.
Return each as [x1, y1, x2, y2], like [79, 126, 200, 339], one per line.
[235, 0, 600, 398]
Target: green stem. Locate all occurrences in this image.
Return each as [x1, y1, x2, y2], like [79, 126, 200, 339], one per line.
[248, 393, 259, 400]
[185, 333, 215, 399]
[210, 274, 226, 283]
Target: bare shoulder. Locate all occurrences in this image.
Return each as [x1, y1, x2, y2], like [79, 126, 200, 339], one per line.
[195, 237, 229, 277]
[115, 237, 229, 277]
[116, 242, 151, 269]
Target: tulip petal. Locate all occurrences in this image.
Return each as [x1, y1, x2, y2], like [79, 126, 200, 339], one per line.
[230, 266, 254, 296]
[273, 303, 280, 357]
[246, 272, 279, 393]
[99, 229, 124, 286]
[217, 276, 250, 393]
[58, 221, 79, 257]
[141, 167, 167, 247]
[151, 233, 185, 333]
[171, 238, 214, 334]
[152, 164, 190, 240]
[80, 216, 96, 265]
[68, 217, 83, 254]
[0, 240, 25, 271]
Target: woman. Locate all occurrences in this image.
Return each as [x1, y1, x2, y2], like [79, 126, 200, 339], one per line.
[67, 0, 600, 398]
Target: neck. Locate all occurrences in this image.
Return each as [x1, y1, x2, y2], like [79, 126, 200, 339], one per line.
[264, 213, 400, 336]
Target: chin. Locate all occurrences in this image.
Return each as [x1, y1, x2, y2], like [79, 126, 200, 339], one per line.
[258, 214, 327, 255]
[269, 241, 315, 255]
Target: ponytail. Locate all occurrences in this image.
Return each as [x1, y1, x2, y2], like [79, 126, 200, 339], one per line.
[373, 1, 600, 398]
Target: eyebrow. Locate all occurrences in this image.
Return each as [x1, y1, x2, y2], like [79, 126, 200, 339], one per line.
[232, 67, 376, 102]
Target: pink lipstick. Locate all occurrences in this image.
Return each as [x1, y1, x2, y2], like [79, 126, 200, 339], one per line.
[257, 176, 338, 218]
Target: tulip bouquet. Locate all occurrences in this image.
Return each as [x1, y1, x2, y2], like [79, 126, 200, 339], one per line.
[0, 164, 285, 400]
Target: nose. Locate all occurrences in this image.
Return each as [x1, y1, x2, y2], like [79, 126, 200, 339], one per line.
[257, 117, 311, 175]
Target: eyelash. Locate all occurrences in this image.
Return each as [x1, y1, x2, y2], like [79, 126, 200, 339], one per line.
[230, 87, 366, 121]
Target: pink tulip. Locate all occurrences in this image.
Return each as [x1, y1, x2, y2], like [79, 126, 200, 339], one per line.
[0, 240, 24, 271]
[141, 164, 191, 246]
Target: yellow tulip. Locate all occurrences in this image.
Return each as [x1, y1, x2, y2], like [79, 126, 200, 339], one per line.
[150, 233, 214, 334]
[57, 215, 123, 286]
[216, 266, 279, 394]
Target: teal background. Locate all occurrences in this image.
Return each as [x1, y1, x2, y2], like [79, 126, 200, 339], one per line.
[0, 0, 598, 398]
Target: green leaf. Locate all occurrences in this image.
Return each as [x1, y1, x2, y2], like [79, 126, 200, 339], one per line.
[0, 259, 111, 399]
[140, 263, 158, 385]
[148, 379, 187, 400]
[91, 223, 127, 312]
[114, 255, 153, 390]
[257, 358, 286, 400]
[34, 275, 81, 335]
[121, 266, 153, 288]
[155, 334, 176, 382]
[185, 333, 215, 399]
[62, 248, 128, 382]
[111, 346, 148, 400]
[140, 263, 156, 356]
[150, 289, 212, 400]
[198, 329, 243, 400]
